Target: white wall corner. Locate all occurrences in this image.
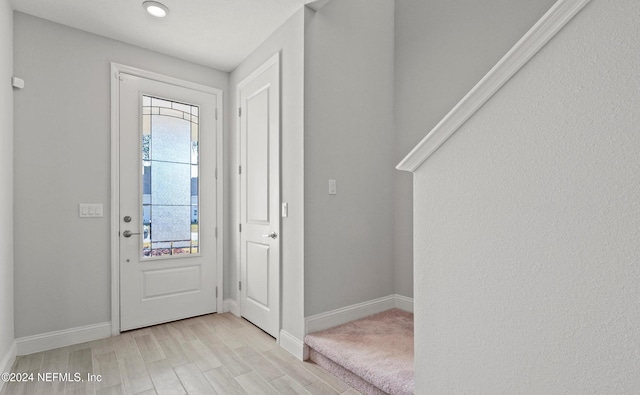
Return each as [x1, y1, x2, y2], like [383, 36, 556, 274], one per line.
[396, 0, 592, 173]
[279, 330, 308, 361]
[394, 294, 414, 313]
[223, 299, 239, 317]
[16, 322, 112, 356]
[0, 341, 17, 392]
[305, 0, 330, 12]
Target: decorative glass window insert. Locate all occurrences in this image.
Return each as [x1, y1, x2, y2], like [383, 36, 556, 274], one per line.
[142, 95, 199, 258]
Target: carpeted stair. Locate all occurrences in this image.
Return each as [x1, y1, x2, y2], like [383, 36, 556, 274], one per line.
[304, 308, 414, 395]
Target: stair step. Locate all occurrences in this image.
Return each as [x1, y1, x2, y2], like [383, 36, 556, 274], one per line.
[304, 308, 414, 395]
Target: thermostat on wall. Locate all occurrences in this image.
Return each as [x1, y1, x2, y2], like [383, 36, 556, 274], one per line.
[12, 77, 24, 89]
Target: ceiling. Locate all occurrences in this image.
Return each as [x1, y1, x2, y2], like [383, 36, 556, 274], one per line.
[9, 0, 320, 72]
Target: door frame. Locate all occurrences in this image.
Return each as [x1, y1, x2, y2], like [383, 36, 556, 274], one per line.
[235, 53, 281, 338]
[110, 63, 224, 335]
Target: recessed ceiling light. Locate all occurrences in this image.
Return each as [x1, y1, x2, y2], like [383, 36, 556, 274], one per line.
[143, 1, 169, 18]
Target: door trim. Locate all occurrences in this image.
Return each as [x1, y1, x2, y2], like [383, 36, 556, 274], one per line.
[235, 52, 281, 338]
[110, 63, 224, 335]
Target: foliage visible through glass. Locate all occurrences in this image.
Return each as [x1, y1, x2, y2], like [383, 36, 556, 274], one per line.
[142, 95, 199, 258]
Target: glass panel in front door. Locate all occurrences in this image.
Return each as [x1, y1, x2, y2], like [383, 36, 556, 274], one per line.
[142, 95, 199, 258]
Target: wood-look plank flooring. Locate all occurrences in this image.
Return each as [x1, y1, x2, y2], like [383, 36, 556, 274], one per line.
[1, 313, 362, 395]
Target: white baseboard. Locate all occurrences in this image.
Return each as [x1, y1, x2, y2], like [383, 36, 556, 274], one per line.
[16, 322, 112, 356]
[0, 341, 17, 392]
[279, 330, 308, 361]
[223, 299, 239, 316]
[305, 294, 414, 335]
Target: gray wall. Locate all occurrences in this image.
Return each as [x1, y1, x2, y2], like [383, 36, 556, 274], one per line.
[0, 0, 14, 368]
[304, 0, 395, 316]
[229, 9, 306, 339]
[412, 0, 640, 391]
[13, 13, 229, 338]
[393, 0, 557, 297]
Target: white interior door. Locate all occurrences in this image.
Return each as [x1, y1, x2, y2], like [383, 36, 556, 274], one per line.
[238, 54, 280, 338]
[119, 72, 219, 331]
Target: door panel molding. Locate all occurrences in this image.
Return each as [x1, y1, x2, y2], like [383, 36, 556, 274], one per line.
[141, 265, 201, 300]
[110, 63, 224, 335]
[246, 241, 270, 307]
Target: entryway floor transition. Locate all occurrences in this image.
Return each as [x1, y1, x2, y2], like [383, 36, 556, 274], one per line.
[1, 313, 362, 395]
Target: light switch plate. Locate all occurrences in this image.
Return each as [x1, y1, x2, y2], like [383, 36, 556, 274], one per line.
[79, 203, 103, 218]
[329, 179, 337, 195]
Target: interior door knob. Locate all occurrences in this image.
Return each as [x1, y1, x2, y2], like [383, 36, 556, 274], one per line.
[262, 232, 278, 239]
[123, 230, 141, 238]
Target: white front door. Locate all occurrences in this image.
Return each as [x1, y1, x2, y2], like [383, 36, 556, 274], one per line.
[119, 72, 220, 331]
[238, 54, 280, 338]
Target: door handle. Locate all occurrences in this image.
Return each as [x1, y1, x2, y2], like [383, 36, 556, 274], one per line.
[123, 230, 141, 238]
[262, 232, 278, 239]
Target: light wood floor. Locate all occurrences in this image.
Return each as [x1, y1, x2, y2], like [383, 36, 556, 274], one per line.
[1, 313, 362, 395]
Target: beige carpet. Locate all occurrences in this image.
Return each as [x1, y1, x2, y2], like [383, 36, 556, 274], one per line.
[304, 308, 414, 395]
